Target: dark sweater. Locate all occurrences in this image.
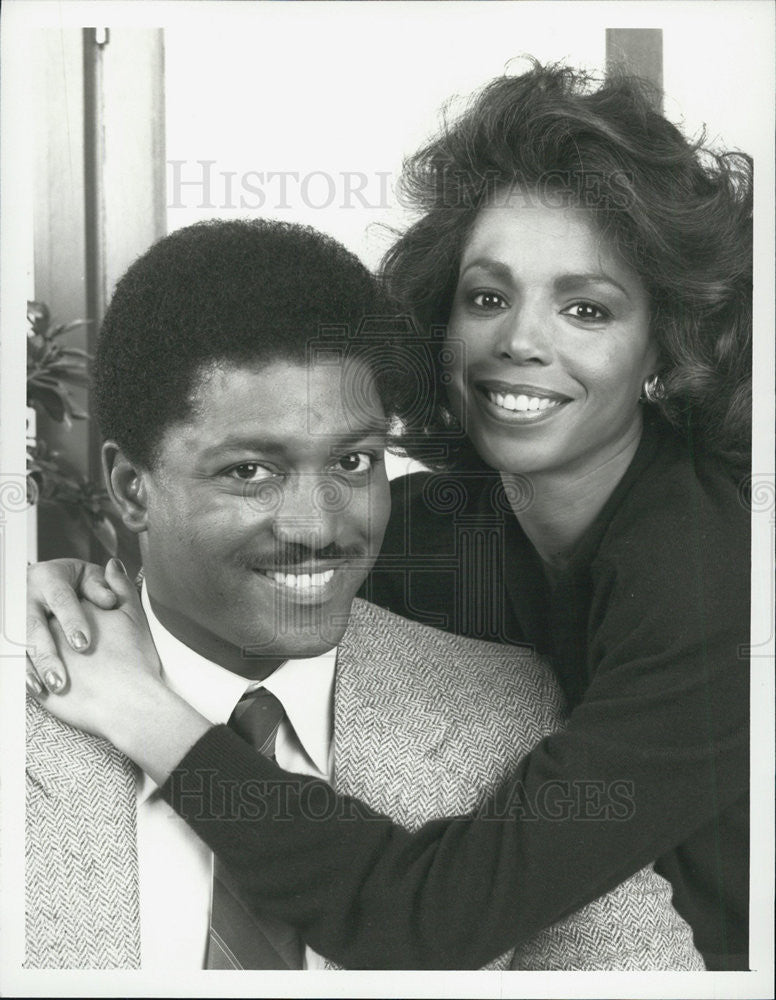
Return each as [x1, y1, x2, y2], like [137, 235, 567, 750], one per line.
[162, 416, 750, 970]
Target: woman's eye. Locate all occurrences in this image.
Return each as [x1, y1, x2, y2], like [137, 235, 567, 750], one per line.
[332, 452, 375, 475]
[470, 290, 508, 311]
[226, 463, 275, 483]
[563, 302, 609, 321]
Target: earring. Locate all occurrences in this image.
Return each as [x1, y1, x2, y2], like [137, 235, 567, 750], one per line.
[641, 374, 665, 404]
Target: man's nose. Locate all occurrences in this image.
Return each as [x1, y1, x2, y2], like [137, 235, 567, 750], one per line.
[271, 475, 340, 550]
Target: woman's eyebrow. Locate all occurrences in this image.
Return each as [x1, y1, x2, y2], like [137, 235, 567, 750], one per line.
[458, 258, 514, 282]
[458, 259, 635, 305]
[553, 272, 631, 299]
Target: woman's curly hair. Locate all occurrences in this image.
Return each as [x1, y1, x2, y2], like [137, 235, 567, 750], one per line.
[381, 61, 752, 470]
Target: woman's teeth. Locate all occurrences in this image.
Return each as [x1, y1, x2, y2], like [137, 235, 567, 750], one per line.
[486, 391, 562, 412]
[262, 569, 335, 589]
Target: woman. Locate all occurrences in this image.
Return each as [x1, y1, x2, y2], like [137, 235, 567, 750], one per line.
[26, 64, 751, 970]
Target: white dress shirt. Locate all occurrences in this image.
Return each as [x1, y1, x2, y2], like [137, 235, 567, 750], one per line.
[136, 585, 336, 970]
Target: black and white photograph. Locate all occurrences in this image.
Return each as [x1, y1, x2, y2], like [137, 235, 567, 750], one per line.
[1, 1, 773, 997]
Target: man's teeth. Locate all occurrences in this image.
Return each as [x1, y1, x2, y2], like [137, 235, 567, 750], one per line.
[263, 569, 335, 589]
[487, 391, 562, 412]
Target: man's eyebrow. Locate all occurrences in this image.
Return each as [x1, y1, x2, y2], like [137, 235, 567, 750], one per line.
[325, 424, 390, 448]
[201, 425, 389, 458]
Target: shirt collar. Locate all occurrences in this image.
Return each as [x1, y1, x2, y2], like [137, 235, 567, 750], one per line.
[137, 584, 336, 800]
[260, 650, 336, 776]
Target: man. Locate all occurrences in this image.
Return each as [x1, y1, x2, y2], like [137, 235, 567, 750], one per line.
[26, 219, 702, 971]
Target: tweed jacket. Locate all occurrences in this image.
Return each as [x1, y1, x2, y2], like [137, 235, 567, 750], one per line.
[25, 598, 703, 970]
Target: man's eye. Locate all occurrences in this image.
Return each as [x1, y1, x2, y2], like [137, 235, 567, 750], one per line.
[562, 301, 610, 321]
[470, 291, 508, 311]
[332, 452, 375, 475]
[227, 463, 275, 482]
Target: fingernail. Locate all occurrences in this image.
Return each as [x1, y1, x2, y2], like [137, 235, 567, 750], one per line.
[70, 630, 88, 651]
[28, 675, 45, 696]
[45, 671, 64, 692]
[111, 558, 127, 575]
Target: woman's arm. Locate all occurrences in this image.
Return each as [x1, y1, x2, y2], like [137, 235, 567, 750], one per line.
[39, 591, 745, 970]
[159, 633, 747, 969]
[26, 485, 750, 970]
[157, 458, 750, 969]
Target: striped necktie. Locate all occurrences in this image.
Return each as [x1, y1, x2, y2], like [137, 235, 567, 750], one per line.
[205, 687, 304, 970]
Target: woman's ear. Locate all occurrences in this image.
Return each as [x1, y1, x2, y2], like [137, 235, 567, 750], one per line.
[102, 441, 149, 534]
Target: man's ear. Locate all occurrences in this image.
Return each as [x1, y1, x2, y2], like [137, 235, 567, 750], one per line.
[102, 441, 149, 534]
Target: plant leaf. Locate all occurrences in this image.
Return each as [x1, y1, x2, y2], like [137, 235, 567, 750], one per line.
[59, 346, 92, 359]
[27, 300, 50, 333]
[43, 367, 91, 387]
[26, 475, 39, 505]
[28, 372, 69, 386]
[30, 388, 66, 422]
[58, 319, 91, 336]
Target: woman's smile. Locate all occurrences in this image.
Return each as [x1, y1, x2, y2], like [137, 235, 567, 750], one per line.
[474, 380, 572, 423]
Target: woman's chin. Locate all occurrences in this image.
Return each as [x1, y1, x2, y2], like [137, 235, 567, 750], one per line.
[469, 434, 547, 478]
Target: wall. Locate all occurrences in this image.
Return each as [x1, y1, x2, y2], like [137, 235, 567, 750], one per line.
[164, 3, 765, 267]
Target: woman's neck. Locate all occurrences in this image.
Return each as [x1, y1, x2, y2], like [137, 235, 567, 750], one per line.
[503, 429, 643, 569]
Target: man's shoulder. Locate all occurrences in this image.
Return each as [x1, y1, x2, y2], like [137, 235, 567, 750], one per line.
[25, 698, 141, 970]
[347, 596, 533, 658]
[342, 598, 563, 717]
[333, 602, 565, 843]
[26, 696, 136, 797]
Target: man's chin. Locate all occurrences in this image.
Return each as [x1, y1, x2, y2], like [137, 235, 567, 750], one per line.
[255, 583, 359, 651]
[239, 615, 349, 660]
[240, 635, 342, 661]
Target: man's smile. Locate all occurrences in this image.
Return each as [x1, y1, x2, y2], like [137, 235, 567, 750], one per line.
[262, 568, 335, 589]
[250, 559, 356, 605]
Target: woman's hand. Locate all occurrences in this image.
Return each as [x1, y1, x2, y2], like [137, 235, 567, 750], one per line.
[27, 558, 121, 694]
[27, 566, 162, 740]
[27, 569, 211, 784]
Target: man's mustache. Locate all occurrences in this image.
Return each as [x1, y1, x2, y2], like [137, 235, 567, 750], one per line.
[236, 542, 369, 571]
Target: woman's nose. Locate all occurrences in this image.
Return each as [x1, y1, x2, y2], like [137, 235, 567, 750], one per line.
[493, 303, 552, 365]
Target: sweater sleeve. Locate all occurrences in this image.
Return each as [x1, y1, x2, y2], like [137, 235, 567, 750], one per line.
[160, 458, 749, 970]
